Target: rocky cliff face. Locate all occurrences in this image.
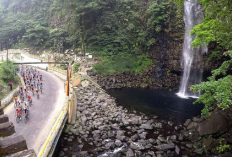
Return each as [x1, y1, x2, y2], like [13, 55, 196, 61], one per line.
[90, 38, 184, 90]
[150, 32, 183, 90]
[91, 38, 223, 90]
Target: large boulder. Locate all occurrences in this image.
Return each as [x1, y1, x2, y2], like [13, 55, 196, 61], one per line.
[0, 135, 27, 156]
[0, 122, 15, 136]
[197, 113, 229, 136]
[5, 149, 36, 157]
[223, 129, 232, 144]
[0, 107, 4, 116]
[0, 115, 9, 124]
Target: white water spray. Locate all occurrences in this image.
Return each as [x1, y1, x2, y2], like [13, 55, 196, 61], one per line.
[177, 0, 207, 98]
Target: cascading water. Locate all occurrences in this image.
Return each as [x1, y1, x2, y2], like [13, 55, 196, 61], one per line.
[177, 0, 208, 98]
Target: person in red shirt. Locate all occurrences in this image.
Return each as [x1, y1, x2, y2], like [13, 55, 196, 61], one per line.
[9, 81, 13, 91]
[16, 108, 21, 119]
[27, 94, 32, 103]
[14, 97, 18, 103]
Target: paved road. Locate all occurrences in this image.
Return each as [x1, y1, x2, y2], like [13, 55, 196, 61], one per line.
[4, 69, 65, 154]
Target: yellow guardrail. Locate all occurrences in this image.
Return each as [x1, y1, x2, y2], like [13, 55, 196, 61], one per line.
[38, 68, 73, 157]
[38, 101, 68, 157]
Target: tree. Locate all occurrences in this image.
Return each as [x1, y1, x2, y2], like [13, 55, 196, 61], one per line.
[189, 0, 232, 116]
[22, 25, 49, 47]
[0, 61, 18, 83]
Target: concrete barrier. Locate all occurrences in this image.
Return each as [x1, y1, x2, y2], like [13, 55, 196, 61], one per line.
[1, 87, 19, 108]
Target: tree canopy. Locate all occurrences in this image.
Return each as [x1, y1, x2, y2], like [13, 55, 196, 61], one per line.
[188, 0, 232, 115]
[0, 0, 183, 75]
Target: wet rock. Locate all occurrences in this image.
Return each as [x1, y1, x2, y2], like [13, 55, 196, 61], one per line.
[223, 129, 232, 144]
[134, 150, 142, 156]
[157, 153, 163, 157]
[178, 133, 184, 141]
[187, 122, 198, 130]
[175, 145, 180, 155]
[184, 119, 191, 127]
[154, 122, 162, 128]
[116, 135, 126, 141]
[198, 113, 229, 136]
[194, 148, 203, 153]
[170, 135, 177, 140]
[122, 118, 129, 125]
[140, 124, 153, 130]
[168, 121, 174, 126]
[59, 151, 65, 156]
[81, 115, 87, 125]
[203, 137, 214, 147]
[192, 117, 203, 122]
[148, 138, 156, 144]
[138, 132, 147, 139]
[156, 143, 175, 151]
[131, 134, 139, 141]
[130, 117, 140, 125]
[130, 142, 145, 150]
[126, 148, 134, 157]
[78, 151, 89, 157]
[105, 142, 114, 149]
[186, 143, 192, 148]
[158, 136, 165, 142]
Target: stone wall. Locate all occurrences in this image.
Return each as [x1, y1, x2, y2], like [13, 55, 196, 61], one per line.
[1, 87, 19, 108]
[0, 72, 36, 156]
[0, 106, 36, 156]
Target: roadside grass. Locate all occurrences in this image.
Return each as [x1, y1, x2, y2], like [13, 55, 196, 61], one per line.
[0, 76, 20, 100]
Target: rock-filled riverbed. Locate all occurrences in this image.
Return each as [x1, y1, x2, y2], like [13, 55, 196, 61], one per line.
[54, 81, 217, 157]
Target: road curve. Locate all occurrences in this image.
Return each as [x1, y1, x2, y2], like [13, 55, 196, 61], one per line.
[4, 69, 65, 154]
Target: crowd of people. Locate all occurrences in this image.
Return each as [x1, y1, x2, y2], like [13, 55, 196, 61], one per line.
[14, 66, 43, 123]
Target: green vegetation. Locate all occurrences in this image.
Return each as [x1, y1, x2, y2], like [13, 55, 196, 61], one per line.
[73, 63, 80, 73]
[215, 138, 231, 155]
[94, 53, 153, 75]
[0, 61, 20, 99]
[187, 0, 232, 116]
[0, 0, 183, 75]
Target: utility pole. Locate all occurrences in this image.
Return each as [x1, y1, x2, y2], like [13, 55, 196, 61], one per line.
[7, 41, 9, 63]
[66, 63, 69, 96]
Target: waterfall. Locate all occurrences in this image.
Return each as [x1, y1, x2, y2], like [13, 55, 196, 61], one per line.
[177, 0, 207, 98]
